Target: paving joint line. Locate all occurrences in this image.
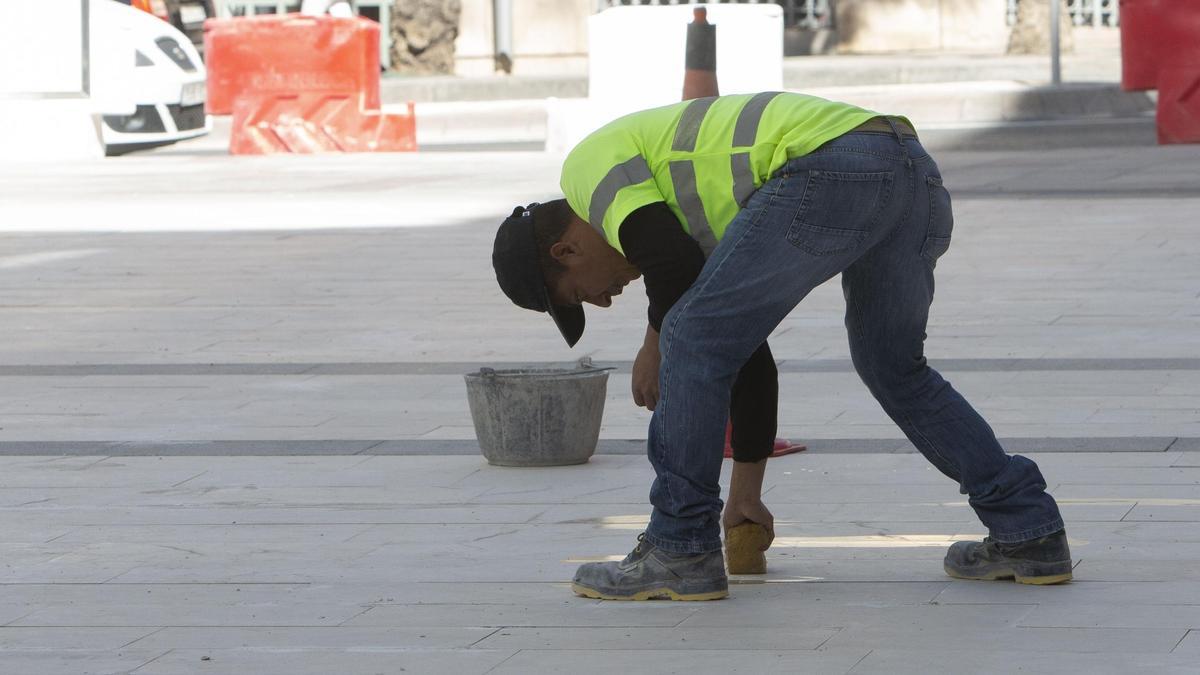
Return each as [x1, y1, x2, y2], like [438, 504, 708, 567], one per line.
[3, 356, 1200, 376]
[468, 627, 505, 649]
[336, 605, 376, 627]
[812, 625, 844, 652]
[130, 647, 174, 673]
[118, 626, 165, 650]
[170, 471, 208, 488]
[0, 437, 1190, 456]
[846, 648, 873, 674]
[482, 649, 522, 674]
[1119, 503, 1139, 522]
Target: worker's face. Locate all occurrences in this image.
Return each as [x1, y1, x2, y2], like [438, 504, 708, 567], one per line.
[547, 227, 640, 309]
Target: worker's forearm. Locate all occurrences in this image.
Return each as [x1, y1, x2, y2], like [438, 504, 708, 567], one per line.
[728, 457, 768, 503]
[644, 324, 660, 350]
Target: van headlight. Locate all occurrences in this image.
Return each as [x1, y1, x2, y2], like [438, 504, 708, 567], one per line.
[156, 37, 197, 73]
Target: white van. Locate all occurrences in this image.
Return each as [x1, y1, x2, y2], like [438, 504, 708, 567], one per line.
[93, 0, 211, 155]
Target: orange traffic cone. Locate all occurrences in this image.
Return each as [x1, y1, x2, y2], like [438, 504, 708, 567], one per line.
[682, 8, 719, 100]
[723, 420, 807, 459]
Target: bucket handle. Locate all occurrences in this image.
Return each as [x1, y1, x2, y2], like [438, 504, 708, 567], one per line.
[473, 360, 615, 378]
[577, 357, 616, 373]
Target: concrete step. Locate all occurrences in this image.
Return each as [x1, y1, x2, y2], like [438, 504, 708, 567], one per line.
[407, 81, 1157, 152]
[382, 50, 1123, 104]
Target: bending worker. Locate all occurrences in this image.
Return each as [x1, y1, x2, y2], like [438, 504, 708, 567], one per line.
[491, 92, 1072, 601]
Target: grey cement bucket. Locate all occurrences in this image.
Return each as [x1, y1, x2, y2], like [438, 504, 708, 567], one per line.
[464, 361, 611, 467]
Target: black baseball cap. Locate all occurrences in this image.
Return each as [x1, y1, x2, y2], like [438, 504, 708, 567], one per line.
[492, 203, 585, 347]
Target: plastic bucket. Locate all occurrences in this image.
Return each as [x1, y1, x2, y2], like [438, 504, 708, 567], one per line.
[464, 363, 610, 466]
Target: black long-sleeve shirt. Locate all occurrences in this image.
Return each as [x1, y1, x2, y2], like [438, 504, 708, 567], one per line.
[617, 202, 778, 463]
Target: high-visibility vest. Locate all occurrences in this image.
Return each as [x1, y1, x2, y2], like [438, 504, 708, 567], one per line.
[560, 92, 897, 257]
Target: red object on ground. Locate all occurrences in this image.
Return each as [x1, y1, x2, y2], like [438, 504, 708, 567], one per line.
[206, 14, 416, 154]
[1119, 0, 1200, 92]
[230, 93, 416, 155]
[1156, 68, 1200, 144]
[723, 421, 807, 459]
[204, 14, 382, 116]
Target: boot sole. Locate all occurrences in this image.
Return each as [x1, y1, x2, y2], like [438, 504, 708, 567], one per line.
[571, 582, 728, 601]
[944, 563, 1073, 585]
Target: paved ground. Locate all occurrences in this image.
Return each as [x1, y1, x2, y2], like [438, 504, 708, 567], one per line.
[0, 139, 1198, 673]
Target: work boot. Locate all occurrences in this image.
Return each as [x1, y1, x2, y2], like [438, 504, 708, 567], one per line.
[944, 529, 1073, 585]
[572, 533, 728, 601]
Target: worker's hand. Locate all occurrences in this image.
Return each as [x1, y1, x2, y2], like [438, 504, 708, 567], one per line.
[632, 343, 661, 411]
[722, 499, 775, 550]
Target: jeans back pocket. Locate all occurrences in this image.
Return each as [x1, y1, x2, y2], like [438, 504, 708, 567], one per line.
[921, 175, 954, 265]
[785, 170, 894, 257]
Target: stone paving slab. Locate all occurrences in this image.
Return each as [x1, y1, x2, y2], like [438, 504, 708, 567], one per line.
[848, 649, 1200, 675]
[127, 626, 496, 650]
[474, 625, 842, 651]
[0, 453, 1194, 671]
[1174, 631, 1200, 655]
[490, 648, 873, 675]
[825, 624, 1187, 654]
[1020, 603, 1200, 629]
[1, 130, 1199, 672]
[0, 627, 157, 651]
[134, 648, 519, 675]
[0, 650, 168, 675]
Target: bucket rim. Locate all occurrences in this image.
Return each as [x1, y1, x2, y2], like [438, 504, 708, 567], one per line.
[464, 366, 613, 380]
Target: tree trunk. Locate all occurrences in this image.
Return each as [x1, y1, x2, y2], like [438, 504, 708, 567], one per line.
[389, 0, 461, 74]
[1008, 0, 1075, 55]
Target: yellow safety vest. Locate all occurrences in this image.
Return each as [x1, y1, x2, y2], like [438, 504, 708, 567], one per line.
[560, 92, 898, 256]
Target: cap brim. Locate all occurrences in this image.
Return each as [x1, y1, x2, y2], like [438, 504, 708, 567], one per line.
[544, 288, 585, 348]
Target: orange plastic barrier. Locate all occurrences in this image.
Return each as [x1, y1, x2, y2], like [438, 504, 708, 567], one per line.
[204, 14, 381, 116]
[1120, 0, 1200, 92]
[230, 93, 416, 154]
[1119, 1, 1200, 143]
[1156, 68, 1200, 144]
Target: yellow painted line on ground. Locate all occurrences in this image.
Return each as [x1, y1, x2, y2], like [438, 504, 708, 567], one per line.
[771, 534, 979, 548]
[729, 577, 824, 584]
[930, 499, 1200, 507]
[563, 555, 626, 563]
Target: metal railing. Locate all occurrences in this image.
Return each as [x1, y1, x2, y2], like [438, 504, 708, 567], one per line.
[597, 0, 834, 30]
[215, 1, 299, 15]
[601, 1, 1122, 31]
[1006, 0, 1120, 27]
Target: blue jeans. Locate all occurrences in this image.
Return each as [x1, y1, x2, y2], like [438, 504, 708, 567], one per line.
[643, 129, 1065, 554]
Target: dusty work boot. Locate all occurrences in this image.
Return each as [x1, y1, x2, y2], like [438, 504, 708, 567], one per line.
[944, 529, 1073, 585]
[572, 533, 728, 601]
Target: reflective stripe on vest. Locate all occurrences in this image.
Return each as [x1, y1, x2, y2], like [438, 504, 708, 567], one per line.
[669, 159, 718, 255]
[588, 155, 653, 238]
[733, 91, 780, 146]
[731, 152, 755, 207]
[585, 92, 786, 253]
[672, 96, 716, 151]
[669, 97, 720, 255]
[731, 92, 781, 207]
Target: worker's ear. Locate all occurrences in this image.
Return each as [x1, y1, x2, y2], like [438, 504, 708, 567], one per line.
[549, 238, 584, 267]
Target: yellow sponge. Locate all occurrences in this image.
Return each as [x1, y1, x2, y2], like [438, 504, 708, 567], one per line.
[725, 522, 770, 575]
